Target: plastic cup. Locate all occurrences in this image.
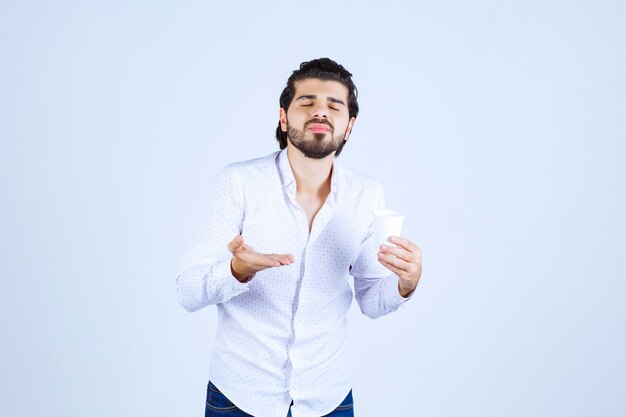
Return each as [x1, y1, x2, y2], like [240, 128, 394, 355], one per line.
[373, 209, 405, 249]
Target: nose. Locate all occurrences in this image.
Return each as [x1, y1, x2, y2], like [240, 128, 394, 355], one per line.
[312, 103, 329, 119]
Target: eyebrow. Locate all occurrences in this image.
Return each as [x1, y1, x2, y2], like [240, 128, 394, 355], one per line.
[295, 95, 346, 106]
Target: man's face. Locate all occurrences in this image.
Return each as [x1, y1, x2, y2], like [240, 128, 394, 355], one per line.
[280, 78, 355, 159]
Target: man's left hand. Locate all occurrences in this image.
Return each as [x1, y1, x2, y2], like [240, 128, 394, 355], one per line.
[377, 236, 422, 298]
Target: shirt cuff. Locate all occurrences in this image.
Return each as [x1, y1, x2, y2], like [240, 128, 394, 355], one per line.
[213, 259, 250, 297]
[383, 275, 414, 310]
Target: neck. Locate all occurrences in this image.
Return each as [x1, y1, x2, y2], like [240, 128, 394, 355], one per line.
[286, 146, 334, 198]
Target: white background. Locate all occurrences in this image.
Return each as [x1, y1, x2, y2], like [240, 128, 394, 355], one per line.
[1, 1, 625, 416]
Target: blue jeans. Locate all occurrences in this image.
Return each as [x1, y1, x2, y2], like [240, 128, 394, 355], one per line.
[205, 380, 354, 417]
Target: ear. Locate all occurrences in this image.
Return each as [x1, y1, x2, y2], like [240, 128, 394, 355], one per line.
[344, 117, 356, 141]
[279, 108, 288, 132]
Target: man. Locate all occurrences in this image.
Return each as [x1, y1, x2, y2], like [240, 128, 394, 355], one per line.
[177, 58, 423, 417]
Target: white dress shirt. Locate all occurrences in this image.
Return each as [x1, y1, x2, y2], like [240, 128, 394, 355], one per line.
[177, 148, 413, 417]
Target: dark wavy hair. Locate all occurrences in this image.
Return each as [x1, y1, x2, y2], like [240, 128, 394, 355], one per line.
[275, 58, 359, 157]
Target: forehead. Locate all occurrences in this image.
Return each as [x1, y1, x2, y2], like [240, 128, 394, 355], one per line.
[292, 78, 349, 102]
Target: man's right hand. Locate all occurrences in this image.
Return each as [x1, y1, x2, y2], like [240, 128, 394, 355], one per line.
[227, 235, 294, 282]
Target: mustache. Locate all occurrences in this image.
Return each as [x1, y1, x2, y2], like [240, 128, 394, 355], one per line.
[305, 119, 333, 130]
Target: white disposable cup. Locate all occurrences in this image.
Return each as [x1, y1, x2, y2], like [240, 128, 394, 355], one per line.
[373, 209, 405, 249]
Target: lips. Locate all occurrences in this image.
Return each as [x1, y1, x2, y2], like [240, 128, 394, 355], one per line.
[308, 123, 331, 132]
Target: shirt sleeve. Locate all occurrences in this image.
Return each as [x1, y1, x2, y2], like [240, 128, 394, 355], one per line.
[176, 166, 250, 312]
[350, 183, 414, 319]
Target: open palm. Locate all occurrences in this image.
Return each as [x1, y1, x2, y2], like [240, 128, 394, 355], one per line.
[228, 235, 293, 281]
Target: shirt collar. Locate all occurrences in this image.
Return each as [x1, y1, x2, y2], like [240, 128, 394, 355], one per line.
[276, 148, 338, 195]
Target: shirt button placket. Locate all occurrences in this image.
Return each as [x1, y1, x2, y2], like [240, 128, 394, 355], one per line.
[286, 191, 309, 396]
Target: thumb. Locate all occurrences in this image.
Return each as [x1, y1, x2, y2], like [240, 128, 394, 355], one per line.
[227, 234, 244, 253]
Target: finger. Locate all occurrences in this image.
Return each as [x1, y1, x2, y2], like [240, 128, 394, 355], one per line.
[227, 235, 244, 253]
[277, 255, 294, 265]
[388, 236, 418, 253]
[380, 244, 414, 263]
[250, 253, 289, 268]
[268, 254, 294, 266]
[378, 256, 403, 276]
[378, 251, 412, 272]
[249, 253, 281, 268]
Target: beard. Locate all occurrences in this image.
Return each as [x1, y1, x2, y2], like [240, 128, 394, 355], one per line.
[287, 118, 346, 159]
